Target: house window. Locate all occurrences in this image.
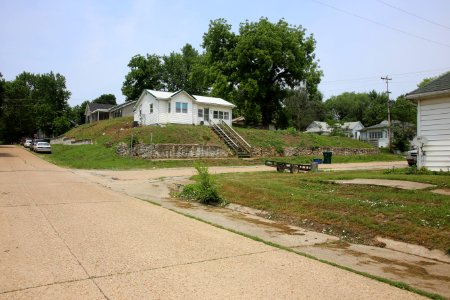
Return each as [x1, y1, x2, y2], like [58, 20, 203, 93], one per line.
[150, 103, 153, 114]
[176, 102, 188, 113]
[168, 103, 171, 113]
[198, 109, 203, 118]
[213, 111, 218, 119]
[369, 131, 382, 139]
[224, 112, 229, 120]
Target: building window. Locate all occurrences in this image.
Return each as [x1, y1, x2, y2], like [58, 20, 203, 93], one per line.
[168, 102, 171, 113]
[369, 131, 382, 139]
[198, 109, 203, 118]
[213, 110, 229, 120]
[176, 102, 188, 113]
[224, 112, 229, 120]
[150, 103, 153, 114]
[213, 110, 218, 119]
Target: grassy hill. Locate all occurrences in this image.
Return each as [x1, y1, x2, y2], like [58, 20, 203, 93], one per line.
[65, 117, 373, 149]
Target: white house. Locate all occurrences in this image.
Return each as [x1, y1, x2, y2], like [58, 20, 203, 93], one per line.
[305, 121, 332, 135]
[133, 90, 235, 126]
[406, 72, 450, 171]
[359, 120, 390, 148]
[341, 121, 364, 139]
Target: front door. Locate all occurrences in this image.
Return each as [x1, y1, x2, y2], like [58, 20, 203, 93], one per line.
[204, 108, 210, 121]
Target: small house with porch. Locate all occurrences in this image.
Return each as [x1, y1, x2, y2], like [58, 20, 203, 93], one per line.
[133, 90, 235, 126]
[85, 103, 115, 124]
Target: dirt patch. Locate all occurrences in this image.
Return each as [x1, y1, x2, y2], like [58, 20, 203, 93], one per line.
[332, 179, 435, 190]
[431, 189, 450, 196]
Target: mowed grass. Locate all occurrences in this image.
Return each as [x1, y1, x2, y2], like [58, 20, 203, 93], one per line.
[214, 169, 450, 252]
[40, 144, 403, 169]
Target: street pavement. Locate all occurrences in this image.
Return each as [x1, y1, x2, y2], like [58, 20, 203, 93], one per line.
[0, 145, 422, 299]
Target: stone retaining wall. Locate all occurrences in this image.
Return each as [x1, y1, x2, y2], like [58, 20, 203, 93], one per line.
[116, 143, 231, 159]
[251, 146, 378, 157]
[51, 137, 92, 145]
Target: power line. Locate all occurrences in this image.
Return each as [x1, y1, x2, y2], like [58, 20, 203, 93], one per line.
[309, 0, 450, 48]
[375, 0, 450, 31]
[320, 67, 450, 85]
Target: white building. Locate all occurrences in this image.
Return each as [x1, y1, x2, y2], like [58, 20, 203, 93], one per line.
[134, 90, 235, 126]
[406, 72, 450, 171]
[341, 121, 364, 139]
[305, 121, 332, 135]
[359, 120, 390, 148]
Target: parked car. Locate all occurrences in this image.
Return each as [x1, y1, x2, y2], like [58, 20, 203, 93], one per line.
[34, 142, 52, 153]
[24, 138, 33, 148]
[31, 138, 49, 151]
[406, 149, 417, 166]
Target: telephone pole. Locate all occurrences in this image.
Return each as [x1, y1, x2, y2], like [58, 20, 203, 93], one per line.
[381, 76, 392, 151]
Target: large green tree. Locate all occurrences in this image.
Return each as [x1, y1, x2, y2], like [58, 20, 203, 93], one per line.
[0, 71, 71, 142]
[202, 18, 322, 126]
[284, 89, 325, 130]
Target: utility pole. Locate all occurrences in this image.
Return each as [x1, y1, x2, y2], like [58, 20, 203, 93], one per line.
[381, 75, 392, 151]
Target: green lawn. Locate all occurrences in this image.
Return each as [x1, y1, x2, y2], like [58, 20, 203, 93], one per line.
[212, 169, 450, 252]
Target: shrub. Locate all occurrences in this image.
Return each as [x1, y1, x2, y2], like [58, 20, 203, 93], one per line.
[180, 164, 224, 205]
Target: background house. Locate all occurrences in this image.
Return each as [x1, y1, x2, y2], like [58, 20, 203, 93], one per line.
[134, 90, 235, 126]
[341, 121, 364, 139]
[85, 103, 115, 124]
[305, 121, 332, 135]
[109, 101, 136, 119]
[359, 120, 390, 147]
[406, 72, 450, 171]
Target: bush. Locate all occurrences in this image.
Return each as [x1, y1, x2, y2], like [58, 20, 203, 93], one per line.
[180, 164, 224, 205]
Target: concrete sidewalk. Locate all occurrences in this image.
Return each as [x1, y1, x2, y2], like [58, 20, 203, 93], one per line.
[0, 146, 422, 299]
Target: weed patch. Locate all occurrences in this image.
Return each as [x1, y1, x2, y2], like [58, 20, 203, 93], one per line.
[180, 164, 225, 205]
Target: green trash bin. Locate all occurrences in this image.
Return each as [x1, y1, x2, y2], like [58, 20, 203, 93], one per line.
[323, 151, 332, 164]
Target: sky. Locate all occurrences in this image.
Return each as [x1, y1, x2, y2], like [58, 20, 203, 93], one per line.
[1, 0, 450, 106]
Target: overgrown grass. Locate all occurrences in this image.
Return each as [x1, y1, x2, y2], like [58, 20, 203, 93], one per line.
[212, 169, 450, 252]
[235, 127, 374, 149]
[65, 117, 223, 146]
[179, 164, 224, 205]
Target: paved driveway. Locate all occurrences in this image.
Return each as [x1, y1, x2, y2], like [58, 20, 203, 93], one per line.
[0, 146, 422, 299]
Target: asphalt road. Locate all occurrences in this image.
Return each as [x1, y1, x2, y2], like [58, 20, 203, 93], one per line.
[0, 145, 422, 299]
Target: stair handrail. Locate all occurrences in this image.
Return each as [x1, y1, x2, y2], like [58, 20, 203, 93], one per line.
[219, 120, 252, 152]
[208, 120, 240, 152]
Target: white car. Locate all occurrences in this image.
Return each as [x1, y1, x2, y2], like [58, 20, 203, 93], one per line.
[34, 142, 52, 153]
[24, 139, 33, 148]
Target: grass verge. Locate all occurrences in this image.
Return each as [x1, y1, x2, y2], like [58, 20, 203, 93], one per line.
[213, 169, 450, 252]
[39, 144, 403, 169]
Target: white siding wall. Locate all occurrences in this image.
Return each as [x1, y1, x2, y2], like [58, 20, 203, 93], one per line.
[418, 96, 450, 171]
[169, 93, 195, 125]
[158, 101, 168, 124]
[208, 105, 233, 126]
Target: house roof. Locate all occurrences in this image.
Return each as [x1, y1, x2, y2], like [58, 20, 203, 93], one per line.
[305, 121, 332, 132]
[193, 95, 235, 107]
[87, 103, 116, 112]
[406, 71, 450, 99]
[341, 121, 363, 130]
[359, 120, 389, 131]
[109, 100, 136, 111]
[140, 89, 235, 108]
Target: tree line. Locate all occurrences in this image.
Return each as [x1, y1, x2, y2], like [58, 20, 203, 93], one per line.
[1, 17, 422, 146]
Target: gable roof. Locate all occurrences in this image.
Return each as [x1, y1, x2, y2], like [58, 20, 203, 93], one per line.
[109, 100, 136, 112]
[135, 89, 235, 108]
[87, 103, 116, 112]
[406, 71, 450, 99]
[341, 121, 363, 130]
[305, 121, 332, 132]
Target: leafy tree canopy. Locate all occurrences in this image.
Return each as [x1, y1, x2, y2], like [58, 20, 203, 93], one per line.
[203, 18, 322, 126]
[0, 71, 71, 142]
[122, 44, 208, 101]
[92, 94, 117, 105]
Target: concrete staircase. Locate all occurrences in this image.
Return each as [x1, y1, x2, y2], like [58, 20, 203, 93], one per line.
[209, 120, 252, 158]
